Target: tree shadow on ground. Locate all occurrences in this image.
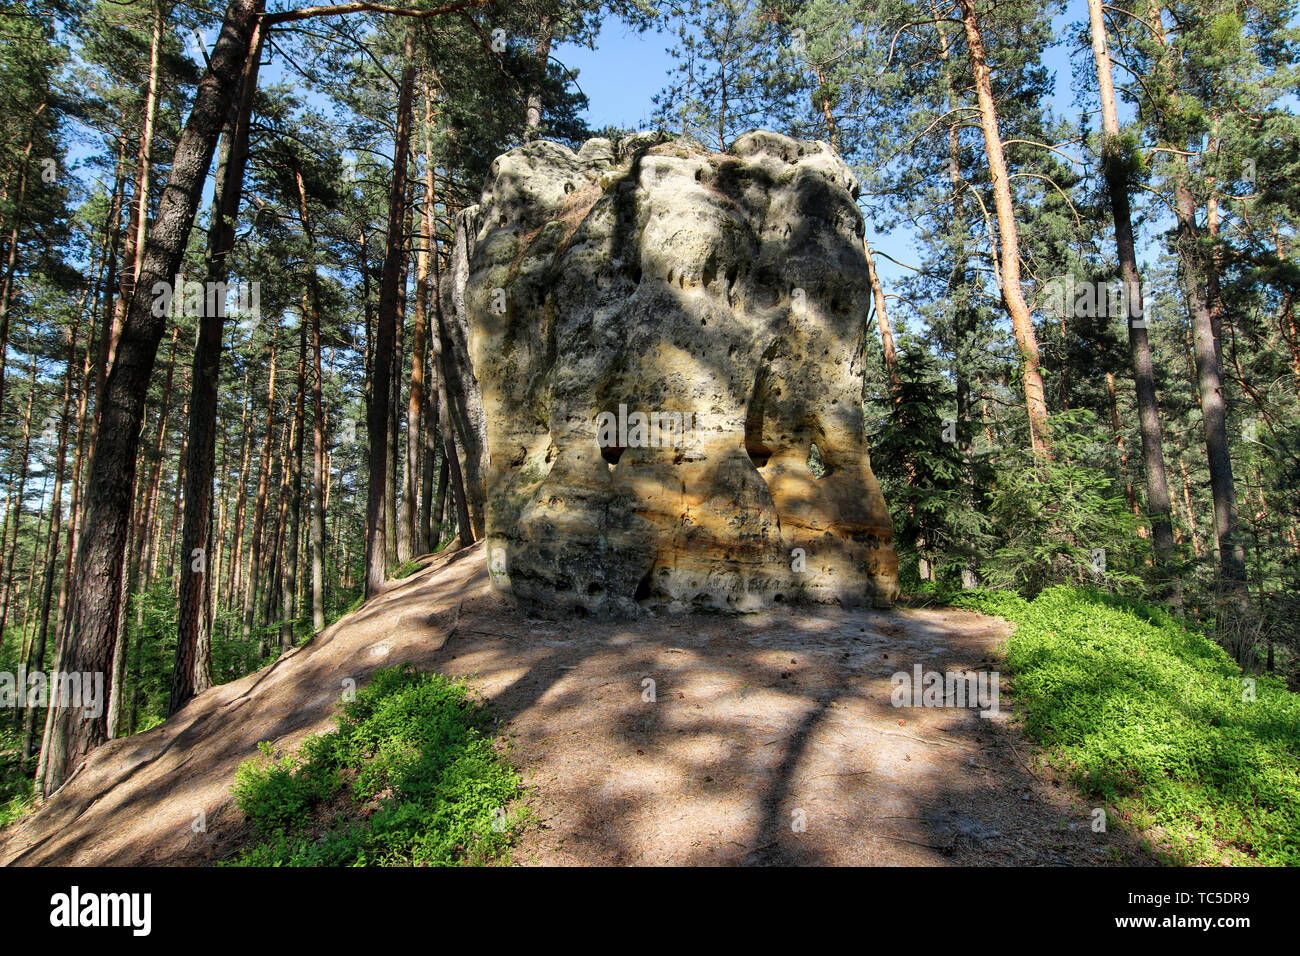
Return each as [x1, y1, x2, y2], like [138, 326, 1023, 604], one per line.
[0, 543, 1154, 867]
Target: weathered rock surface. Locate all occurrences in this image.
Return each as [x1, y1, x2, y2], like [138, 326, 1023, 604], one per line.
[458, 129, 898, 615]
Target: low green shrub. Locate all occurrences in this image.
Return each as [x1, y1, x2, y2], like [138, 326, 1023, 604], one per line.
[951, 586, 1300, 865]
[227, 664, 526, 866]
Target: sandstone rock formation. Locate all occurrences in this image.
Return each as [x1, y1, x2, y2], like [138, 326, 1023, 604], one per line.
[452, 129, 898, 615]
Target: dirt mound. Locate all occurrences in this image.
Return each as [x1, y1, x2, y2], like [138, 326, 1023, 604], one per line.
[0, 543, 1152, 866]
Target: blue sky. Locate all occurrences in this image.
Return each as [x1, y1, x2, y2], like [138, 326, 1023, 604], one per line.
[554, 0, 1102, 293]
[557, 1, 1093, 131]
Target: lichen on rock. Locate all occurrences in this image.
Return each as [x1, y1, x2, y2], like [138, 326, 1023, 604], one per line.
[457, 129, 899, 615]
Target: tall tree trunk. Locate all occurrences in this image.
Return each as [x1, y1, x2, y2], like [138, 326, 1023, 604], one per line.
[931, 0, 974, 449]
[242, 325, 278, 642]
[422, 182, 447, 552]
[433, 454, 449, 534]
[132, 0, 166, 284]
[22, 309, 80, 766]
[173, 6, 264, 714]
[1086, 0, 1177, 595]
[1173, 169, 1247, 599]
[956, 0, 1052, 457]
[55, 202, 114, 653]
[1145, 0, 1246, 602]
[0, 110, 43, 423]
[41, 0, 261, 796]
[0, 356, 38, 663]
[433, 305, 472, 544]
[387, 192, 409, 567]
[290, 158, 328, 633]
[524, 15, 554, 138]
[439, 209, 487, 537]
[366, 27, 417, 596]
[403, 81, 436, 558]
[280, 301, 307, 651]
[1271, 230, 1300, 411]
[263, 412, 292, 648]
[864, 238, 900, 403]
[390, 164, 416, 564]
[106, 321, 179, 737]
[225, 366, 252, 610]
[309, 292, 327, 635]
[87, 137, 128, 463]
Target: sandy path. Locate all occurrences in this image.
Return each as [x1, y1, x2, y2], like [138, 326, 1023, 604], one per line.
[0, 542, 1151, 866]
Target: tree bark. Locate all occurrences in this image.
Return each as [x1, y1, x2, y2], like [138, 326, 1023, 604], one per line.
[956, 0, 1052, 456]
[366, 26, 417, 596]
[1086, 0, 1178, 594]
[403, 80, 436, 557]
[1145, 0, 1246, 602]
[0, 113, 42, 425]
[242, 322, 278, 642]
[225, 366, 252, 610]
[864, 238, 900, 403]
[433, 299, 472, 545]
[388, 180, 412, 566]
[290, 157, 329, 633]
[1173, 169, 1247, 599]
[280, 294, 308, 651]
[41, 0, 262, 795]
[439, 207, 487, 536]
[0, 357, 37, 666]
[525, 15, 555, 138]
[173, 5, 264, 714]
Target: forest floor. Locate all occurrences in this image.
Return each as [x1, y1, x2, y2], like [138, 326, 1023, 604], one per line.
[0, 542, 1154, 866]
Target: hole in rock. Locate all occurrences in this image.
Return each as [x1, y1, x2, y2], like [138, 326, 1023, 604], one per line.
[586, 582, 603, 595]
[702, 254, 717, 287]
[745, 439, 772, 468]
[744, 400, 771, 468]
[634, 570, 654, 602]
[601, 443, 626, 466]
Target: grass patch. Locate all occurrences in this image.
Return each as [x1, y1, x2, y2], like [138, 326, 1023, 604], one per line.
[388, 558, 424, 580]
[226, 664, 527, 866]
[0, 778, 34, 831]
[0, 728, 35, 831]
[949, 585, 1300, 865]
